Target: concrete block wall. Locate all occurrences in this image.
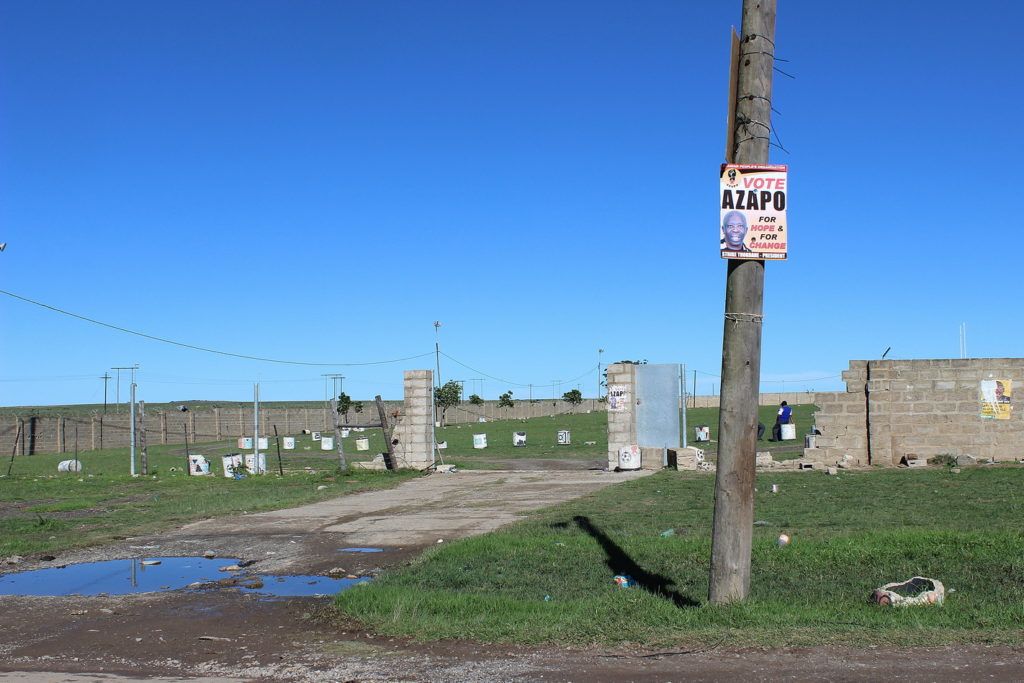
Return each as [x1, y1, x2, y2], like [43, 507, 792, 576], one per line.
[389, 370, 435, 470]
[606, 363, 638, 469]
[805, 358, 1024, 466]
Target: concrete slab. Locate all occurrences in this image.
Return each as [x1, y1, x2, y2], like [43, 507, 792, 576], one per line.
[182, 469, 652, 545]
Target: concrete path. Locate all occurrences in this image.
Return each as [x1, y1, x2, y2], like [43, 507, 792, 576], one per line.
[182, 468, 654, 547]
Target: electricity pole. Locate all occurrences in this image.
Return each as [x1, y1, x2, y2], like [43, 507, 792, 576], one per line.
[99, 373, 111, 413]
[322, 374, 345, 399]
[433, 321, 442, 388]
[112, 365, 138, 414]
[709, 0, 777, 604]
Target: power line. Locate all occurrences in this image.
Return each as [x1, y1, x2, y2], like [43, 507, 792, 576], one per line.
[0, 288, 433, 367]
[440, 351, 595, 389]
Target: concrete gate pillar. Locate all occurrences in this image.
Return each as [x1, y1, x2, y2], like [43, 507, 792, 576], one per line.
[606, 363, 638, 469]
[390, 369, 435, 470]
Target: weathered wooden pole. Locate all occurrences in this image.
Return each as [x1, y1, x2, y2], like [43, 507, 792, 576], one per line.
[375, 395, 397, 471]
[709, 0, 777, 604]
[330, 397, 348, 471]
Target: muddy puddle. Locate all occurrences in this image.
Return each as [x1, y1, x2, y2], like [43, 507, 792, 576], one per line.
[0, 557, 370, 597]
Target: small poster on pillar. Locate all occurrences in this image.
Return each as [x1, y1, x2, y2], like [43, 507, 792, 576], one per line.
[608, 384, 629, 412]
[720, 164, 788, 260]
[980, 379, 1012, 419]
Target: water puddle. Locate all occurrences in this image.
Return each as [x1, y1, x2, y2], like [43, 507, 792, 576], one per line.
[0, 557, 371, 597]
[338, 547, 384, 553]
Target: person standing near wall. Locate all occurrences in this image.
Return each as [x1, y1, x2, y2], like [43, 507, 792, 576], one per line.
[769, 401, 792, 441]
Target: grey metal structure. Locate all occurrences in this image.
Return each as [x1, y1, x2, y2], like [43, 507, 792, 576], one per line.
[636, 363, 681, 453]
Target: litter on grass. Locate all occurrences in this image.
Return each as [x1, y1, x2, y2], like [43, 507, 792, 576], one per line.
[613, 575, 636, 588]
[872, 576, 946, 607]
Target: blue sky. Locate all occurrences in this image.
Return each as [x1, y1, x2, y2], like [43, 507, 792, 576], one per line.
[1, 0, 1020, 407]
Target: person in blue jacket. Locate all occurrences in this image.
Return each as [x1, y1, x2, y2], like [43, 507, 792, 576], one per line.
[769, 401, 793, 441]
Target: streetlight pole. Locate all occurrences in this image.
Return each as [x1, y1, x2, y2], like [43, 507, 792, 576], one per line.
[433, 321, 442, 388]
[597, 349, 604, 399]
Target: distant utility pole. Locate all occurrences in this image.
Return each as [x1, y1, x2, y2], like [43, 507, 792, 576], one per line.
[433, 321, 442, 387]
[322, 374, 345, 399]
[112, 365, 138, 414]
[597, 349, 604, 399]
[99, 373, 111, 413]
[709, 0, 777, 604]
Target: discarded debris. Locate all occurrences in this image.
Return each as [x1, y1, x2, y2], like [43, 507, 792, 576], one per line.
[753, 520, 772, 526]
[659, 529, 676, 538]
[776, 534, 791, 547]
[198, 636, 233, 642]
[770, 484, 779, 493]
[140, 560, 161, 566]
[613, 575, 636, 588]
[872, 576, 945, 607]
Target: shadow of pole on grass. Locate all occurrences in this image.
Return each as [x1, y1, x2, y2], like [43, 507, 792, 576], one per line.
[571, 515, 698, 608]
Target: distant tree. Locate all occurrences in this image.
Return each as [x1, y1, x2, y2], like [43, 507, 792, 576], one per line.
[468, 394, 484, 405]
[562, 389, 583, 411]
[434, 380, 463, 426]
[336, 392, 363, 423]
[498, 391, 515, 409]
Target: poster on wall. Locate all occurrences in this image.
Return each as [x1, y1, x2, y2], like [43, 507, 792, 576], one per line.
[980, 379, 1012, 419]
[608, 384, 629, 412]
[720, 164, 788, 260]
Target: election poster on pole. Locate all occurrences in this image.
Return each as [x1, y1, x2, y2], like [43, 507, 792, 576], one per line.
[720, 164, 788, 260]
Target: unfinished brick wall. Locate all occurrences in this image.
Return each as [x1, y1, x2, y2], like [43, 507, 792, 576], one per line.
[805, 358, 1024, 466]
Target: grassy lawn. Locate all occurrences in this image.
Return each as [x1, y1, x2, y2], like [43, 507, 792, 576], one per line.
[335, 465, 1024, 647]
[438, 403, 818, 467]
[0, 437, 419, 557]
[437, 410, 607, 466]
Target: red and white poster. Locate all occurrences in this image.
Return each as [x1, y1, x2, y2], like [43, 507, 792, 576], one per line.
[720, 164, 788, 260]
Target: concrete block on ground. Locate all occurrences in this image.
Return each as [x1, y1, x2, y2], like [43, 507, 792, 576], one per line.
[640, 447, 665, 470]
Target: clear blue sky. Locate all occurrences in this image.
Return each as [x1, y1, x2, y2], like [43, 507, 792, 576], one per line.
[1, 0, 1020, 407]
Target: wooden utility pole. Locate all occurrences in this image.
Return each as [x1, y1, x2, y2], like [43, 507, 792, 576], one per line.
[374, 396, 397, 471]
[709, 0, 777, 604]
[330, 397, 348, 471]
[138, 400, 148, 475]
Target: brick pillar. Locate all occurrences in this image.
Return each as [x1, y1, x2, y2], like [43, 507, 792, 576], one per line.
[389, 370, 435, 470]
[605, 363, 638, 469]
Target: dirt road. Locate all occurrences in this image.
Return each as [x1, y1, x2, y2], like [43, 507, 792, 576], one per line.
[2, 465, 1023, 682]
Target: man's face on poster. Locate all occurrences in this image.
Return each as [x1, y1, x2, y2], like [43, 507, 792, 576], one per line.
[723, 211, 747, 249]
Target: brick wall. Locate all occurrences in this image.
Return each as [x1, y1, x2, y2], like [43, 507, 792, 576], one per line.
[805, 358, 1024, 466]
[0, 395, 605, 456]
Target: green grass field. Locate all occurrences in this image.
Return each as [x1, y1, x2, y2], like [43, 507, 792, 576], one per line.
[335, 465, 1024, 647]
